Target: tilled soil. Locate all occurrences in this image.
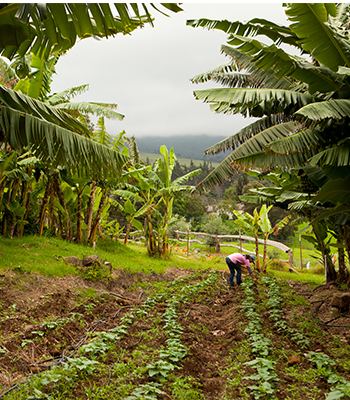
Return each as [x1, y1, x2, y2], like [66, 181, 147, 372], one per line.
[0, 268, 349, 399]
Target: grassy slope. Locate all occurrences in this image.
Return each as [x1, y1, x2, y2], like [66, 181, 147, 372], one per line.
[0, 235, 325, 285]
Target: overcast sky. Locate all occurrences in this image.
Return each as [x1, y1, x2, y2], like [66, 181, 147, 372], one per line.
[50, 3, 288, 139]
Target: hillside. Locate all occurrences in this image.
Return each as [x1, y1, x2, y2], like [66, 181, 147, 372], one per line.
[139, 152, 220, 168]
[135, 135, 228, 162]
[0, 238, 350, 400]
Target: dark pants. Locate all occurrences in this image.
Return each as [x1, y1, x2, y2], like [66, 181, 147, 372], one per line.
[226, 257, 242, 286]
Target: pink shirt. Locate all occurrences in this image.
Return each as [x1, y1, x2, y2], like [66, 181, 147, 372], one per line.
[228, 253, 253, 274]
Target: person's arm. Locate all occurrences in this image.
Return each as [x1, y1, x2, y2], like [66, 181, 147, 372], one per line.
[246, 261, 257, 282]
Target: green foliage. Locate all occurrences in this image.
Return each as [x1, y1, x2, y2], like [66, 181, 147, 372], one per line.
[201, 214, 229, 246]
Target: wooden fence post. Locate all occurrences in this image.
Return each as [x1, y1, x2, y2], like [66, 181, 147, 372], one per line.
[187, 228, 190, 257]
[216, 235, 220, 253]
[288, 250, 293, 270]
[299, 235, 303, 269]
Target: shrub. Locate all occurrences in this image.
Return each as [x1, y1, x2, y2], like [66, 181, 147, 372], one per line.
[201, 215, 229, 247]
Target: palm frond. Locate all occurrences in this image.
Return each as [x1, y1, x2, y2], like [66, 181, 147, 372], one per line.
[172, 168, 202, 186]
[267, 128, 326, 155]
[193, 88, 314, 118]
[226, 35, 342, 94]
[205, 115, 294, 154]
[336, 4, 350, 27]
[228, 121, 299, 159]
[313, 177, 350, 204]
[231, 149, 315, 170]
[0, 85, 90, 135]
[0, 105, 127, 177]
[191, 66, 252, 88]
[285, 3, 350, 71]
[127, 136, 142, 165]
[310, 144, 350, 167]
[55, 101, 124, 120]
[93, 116, 112, 146]
[186, 17, 298, 47]
[195, 153, 236, 194]
[46, 84, 90, 105]
[295, 99, 350, 123]
[196, 146, 313, 195]
[311, 204, 350, 224]
[221, 45, 292, 90]
[0, 3, 182, 60]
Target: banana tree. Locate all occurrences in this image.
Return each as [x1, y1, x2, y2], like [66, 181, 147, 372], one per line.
[111, 190, 149, 245]
[119, 165, 161, 256]
[240, 169, 339, 282]
[187, 4, 350, 197]
[258, 204, 290, 272]
[154, 146, 201, 257]
[0, 150, 37, 237]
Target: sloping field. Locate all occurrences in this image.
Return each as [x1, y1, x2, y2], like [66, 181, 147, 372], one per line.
[0, 267, 349, 399]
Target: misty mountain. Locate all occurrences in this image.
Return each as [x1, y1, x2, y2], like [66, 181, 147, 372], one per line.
[135, 135, 229, 162]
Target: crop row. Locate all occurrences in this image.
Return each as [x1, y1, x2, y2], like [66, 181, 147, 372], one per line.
[2, 271, 220, 399]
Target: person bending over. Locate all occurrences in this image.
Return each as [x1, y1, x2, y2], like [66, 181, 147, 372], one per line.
[226, 253, 256, 286]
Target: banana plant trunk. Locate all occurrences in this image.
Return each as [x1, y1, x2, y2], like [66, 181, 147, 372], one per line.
[162, 206, 169, 256]
[146, 212, 157, 256]
[38, 177, 52, 237]
[53, 172, 72, 241]
[19, 175, 32, 237]
[88, 187, 108, 247]
[85, 181, 97, 239]
[76, 190, 83, 243]
[337, 236, 348, 283]
[3, 178, 20, 237]
[262, 236, 268, 273]
[254, 232, 261, 272]
[124, 220, 131, 245]
[313, 225, 337, 283]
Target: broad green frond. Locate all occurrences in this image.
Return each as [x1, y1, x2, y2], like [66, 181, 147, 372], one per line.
[221, 45, 291, 90]
[55, 101, 124, 120]
[336, 4, 350, 26]
[195, 153, 236, 194]
[173, 168, 202, 186]
[186, 17, 297, 47]
[0, 3, 182, 60]
[191, 64, 252, 88]
[310, 144, 350, 167]
[205, 115, 294, 154]
[193, 88, 314, 117]
[313, 177, 350, 204]
[226, 35, 342, 93]
[0, 106, 127, 177]
[311, 204, 350, 224]
[285, 3, 350, 70]
[267, 128, 326, 155]
[231, 149, 314, 170]
[47, 84, 90, 105]
[228, 121, 299, 159]
[0, 85, 90, 135]
[295, 99, 350, 123]
[93, 116, 111, 146]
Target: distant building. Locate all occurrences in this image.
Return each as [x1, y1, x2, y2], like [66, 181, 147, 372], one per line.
[205, 205, 218, 216]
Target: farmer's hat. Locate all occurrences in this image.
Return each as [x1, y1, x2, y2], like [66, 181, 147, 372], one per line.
[248, 254, 256, 264]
